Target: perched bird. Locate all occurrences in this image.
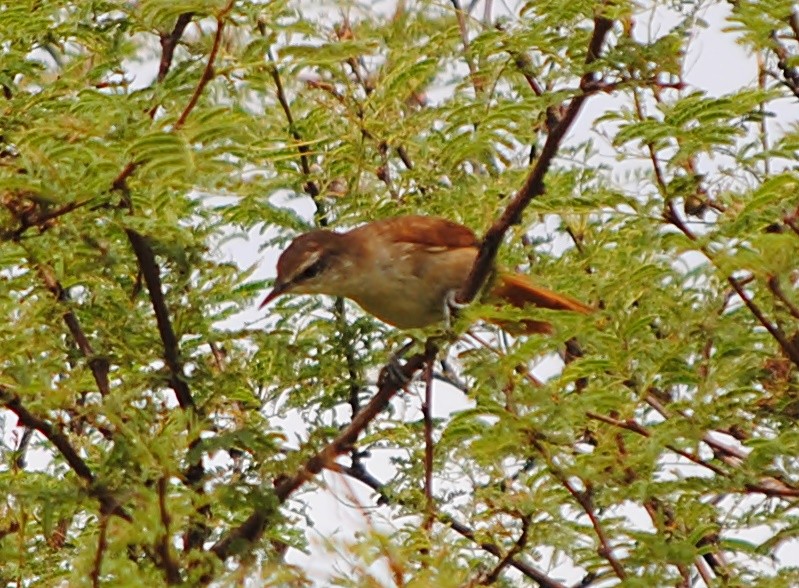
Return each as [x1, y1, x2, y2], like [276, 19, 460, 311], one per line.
[260, 215, 590, 333]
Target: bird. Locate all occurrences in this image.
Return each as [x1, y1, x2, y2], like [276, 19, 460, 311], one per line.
[260, 215, 591, 334]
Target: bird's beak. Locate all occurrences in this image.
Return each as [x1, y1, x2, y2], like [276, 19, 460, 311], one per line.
[259, 282, 288, 309]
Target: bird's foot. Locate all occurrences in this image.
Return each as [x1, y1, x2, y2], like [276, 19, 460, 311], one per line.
[443, 289, 468, 331]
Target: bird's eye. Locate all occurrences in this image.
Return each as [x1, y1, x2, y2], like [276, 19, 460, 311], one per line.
[296, 259, 325, 282]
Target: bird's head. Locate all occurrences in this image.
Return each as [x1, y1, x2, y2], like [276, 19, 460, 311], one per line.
[259, 230, 347, 308]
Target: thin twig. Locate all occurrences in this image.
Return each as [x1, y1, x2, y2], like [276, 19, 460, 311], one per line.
[768, 275, 799, 319]
[157, 13, 194, 83]
[335, 298, 364, 469]
[450, 0, 479, 90]
[174, 3, 233, 129]
[635, 63, 799, 368]
[480, 515, 531, 585]
[91, 514, 109, 588]
[726, 273, 799, 368]
[585, 411, 728, 477]
[422, 360, 435, 531]
[562, 476, 626, 579]
[263, 41, 321, 199]
[529, 436, 626, 580]
[770, 30, 799, 99]
[37, 263, 111, 397]
[643, 395, 799, 497]
[156, 476, 181, 584]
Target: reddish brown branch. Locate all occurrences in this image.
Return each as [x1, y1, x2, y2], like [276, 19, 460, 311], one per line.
[5, 197, 93, 240]
[561, 476, 626, 580]
[726, 274, 799, 368]
[111, 162, 138, 194]
[210, 345, 437, 560]
[606, 397, 799, 498]
[91, 514, 109, 588]
[264, 46, 320, 198]
[456, 16, 613, 305]
[768, 275, 799, 319]
[175, 3, 232, 130]
[528, 434, 626, 580]
[0, 521, 20, 541]
[585, 411, 728, 477]
[635, 72, 799, 369]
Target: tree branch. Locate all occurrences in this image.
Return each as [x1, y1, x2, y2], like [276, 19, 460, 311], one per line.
[455, 15, 613, 305]
[155, 476, 182, 584]
[210, 344, 436, 561]
[1, 390, 130, 521]
[174, 3, 232, 129]
[37, 263, 111, 397]
[90, 514, 109, 588]
[480, 514, 531, 585]
[422, 360, 435, 531]
[768, 275, 799, 319]
[261, 40, 321, 202]
[125, 230, 194, 411]
[157, 13, 195, 83]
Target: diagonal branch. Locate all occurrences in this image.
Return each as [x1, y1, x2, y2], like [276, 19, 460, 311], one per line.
[37, 263, 111, 397]
[560, 476, 625, 580]
[125, 229, 194, 411]
[456, 15, 613, 305]
[770, 27, 799, 100]
[210, 345, 436, 561]
[768, 275, 799, 319]
[726, 274, 799, 368]
[1, 390, 130, 521]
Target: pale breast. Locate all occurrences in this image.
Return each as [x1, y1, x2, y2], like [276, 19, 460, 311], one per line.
[345, 244, 478, 328]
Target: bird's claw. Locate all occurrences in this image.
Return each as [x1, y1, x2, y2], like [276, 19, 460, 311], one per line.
[443, 289, 468, 330]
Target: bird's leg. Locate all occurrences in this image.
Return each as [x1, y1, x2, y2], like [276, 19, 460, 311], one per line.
[443, 289, 469, 331]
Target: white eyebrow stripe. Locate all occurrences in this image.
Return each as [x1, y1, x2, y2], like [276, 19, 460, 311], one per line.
[292, 249, 322, 280]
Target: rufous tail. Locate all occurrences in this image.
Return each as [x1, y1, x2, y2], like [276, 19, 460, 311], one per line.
[488, 272, 592, 334]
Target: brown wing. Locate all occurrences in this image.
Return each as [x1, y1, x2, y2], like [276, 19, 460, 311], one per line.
[352, 215, 478, 249]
